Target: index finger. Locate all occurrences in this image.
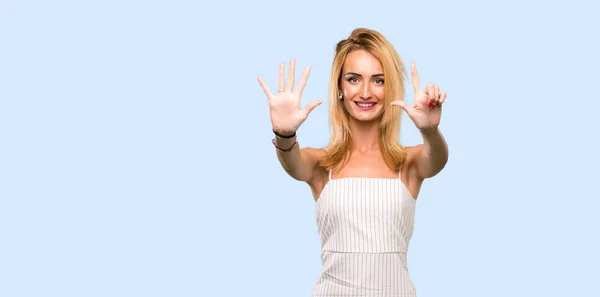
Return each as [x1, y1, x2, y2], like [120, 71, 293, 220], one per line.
[411, 62, 421, 92]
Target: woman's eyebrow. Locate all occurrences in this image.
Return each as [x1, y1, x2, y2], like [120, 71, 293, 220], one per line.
[344, 72, 384, 77]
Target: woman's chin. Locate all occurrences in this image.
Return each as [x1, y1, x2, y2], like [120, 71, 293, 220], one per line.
[348, 108, 382, 122]
[349, 113, 383, 123]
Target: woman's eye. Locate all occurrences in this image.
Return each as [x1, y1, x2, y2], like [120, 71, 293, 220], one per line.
[347, 77, 359, 83]
[375, 79, 384, 84]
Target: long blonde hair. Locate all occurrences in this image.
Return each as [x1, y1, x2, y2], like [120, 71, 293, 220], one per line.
[319, 28, 408, 172]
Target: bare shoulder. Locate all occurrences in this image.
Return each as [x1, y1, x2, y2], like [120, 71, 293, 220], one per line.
[403, 144, 424, 165]
[299, 146, 329, 179]
[300, 146, 328, 161]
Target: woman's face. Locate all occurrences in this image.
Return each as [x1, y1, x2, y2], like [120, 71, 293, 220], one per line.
[340, 49, 386, 123]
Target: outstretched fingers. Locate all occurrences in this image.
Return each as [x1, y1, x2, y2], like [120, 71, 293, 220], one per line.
[411, 62, 421, 94]
[257, 75, 273, 99]
[287, 57, 295, 92]
[303, 100, 322, 117]
[391, 100, 413, 114]
[295, 65, 311, 98]
[278, 62, 285, 93]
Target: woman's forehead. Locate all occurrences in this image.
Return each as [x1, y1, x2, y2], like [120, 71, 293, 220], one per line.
[343, 50, 383, 74]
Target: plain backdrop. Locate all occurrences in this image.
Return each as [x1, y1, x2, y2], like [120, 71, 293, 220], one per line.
[1, 0, 599, 296]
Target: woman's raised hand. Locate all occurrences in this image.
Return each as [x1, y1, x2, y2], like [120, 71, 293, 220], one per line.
[392, 62, 447, 132]
[257, 58, 322, 136]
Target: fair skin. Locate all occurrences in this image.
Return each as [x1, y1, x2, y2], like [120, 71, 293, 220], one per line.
[257, 49, 448, 201]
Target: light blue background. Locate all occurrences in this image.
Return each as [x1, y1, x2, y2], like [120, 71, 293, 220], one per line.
[1, 0, 598, 296]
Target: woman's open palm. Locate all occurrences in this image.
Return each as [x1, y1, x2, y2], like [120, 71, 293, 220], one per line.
[257, 58, 322, 135]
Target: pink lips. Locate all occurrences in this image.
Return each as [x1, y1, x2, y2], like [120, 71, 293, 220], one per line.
[354, 101, 377, 111]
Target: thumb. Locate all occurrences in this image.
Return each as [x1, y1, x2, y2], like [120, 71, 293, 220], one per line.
[304, 100, 322, 115]
[391, 100, 411, 114]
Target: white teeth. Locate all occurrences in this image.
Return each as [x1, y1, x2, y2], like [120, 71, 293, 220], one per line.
[357, 102, 375, 107]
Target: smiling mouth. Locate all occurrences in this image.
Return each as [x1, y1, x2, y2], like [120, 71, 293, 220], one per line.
[355, 101, 377, 109]
[354, 101, 376, 107]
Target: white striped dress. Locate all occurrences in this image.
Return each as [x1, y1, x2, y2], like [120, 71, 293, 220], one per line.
[312, 169, 418, 297]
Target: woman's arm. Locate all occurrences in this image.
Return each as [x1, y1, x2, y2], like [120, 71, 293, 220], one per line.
[257, 57, 322, 182]
[392, 62, 449, 179]
[414, 127, 448, 179]
[273, 135, 321, 182]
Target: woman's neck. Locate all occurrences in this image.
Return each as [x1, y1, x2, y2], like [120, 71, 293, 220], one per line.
[348, 118, 381, 153]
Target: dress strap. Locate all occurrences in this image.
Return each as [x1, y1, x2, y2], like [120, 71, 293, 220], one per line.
[398, 165, 403, 181]
[323, 147, 332, 180]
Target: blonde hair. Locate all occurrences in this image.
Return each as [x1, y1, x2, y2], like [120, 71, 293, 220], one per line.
[319, 28, 408, 172]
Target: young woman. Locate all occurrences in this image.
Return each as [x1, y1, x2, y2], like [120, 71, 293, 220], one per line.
[257, 28, 448, 297]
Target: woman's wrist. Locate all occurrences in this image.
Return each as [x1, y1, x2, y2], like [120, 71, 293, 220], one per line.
[273, 130, 296, 138]
[272, 129, 297, 151]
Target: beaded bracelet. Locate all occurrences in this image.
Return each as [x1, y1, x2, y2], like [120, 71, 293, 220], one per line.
[272, 138, 297, 152]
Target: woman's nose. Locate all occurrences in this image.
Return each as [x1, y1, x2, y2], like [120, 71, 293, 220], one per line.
[360, 83, 372, 100]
